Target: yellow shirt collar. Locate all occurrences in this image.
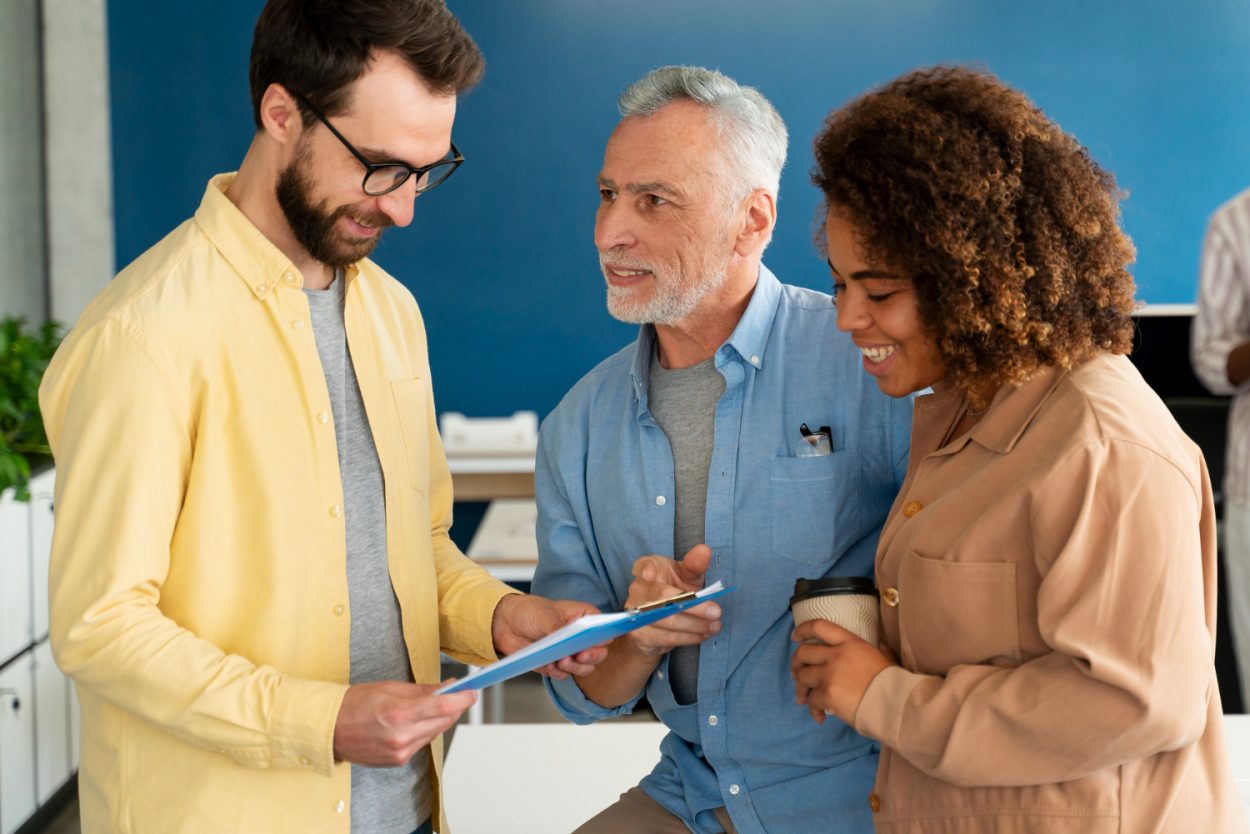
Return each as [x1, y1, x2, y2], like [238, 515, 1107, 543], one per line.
[193, 172, 361, 299]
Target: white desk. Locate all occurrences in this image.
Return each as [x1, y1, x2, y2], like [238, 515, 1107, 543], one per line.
[444, 716, 1250, 829]
[1222, 714, 1250, 814]
[466, 498, 538, 583]
[443, 721, 667, 833]
[447, 454, 535, 502]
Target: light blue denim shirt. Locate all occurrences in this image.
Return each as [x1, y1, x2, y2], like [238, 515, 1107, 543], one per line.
[533, 267, 912, 834]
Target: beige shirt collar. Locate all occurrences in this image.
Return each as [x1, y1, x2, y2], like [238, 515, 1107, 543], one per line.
[918, 364, 1073, 458]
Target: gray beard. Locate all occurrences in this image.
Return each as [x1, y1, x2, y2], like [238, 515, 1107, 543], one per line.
[603, 263, 731, 325]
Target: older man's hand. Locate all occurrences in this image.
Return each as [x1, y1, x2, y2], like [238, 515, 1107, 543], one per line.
[622, 544, 722, 659]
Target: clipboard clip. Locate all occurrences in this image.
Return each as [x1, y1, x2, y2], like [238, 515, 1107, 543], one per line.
[628, 590, 698, 617]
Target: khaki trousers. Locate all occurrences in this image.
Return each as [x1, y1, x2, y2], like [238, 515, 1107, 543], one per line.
[572, 786, 738, 833]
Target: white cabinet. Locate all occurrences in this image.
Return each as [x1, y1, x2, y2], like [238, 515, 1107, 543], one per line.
[0, 472, 74, 832]
[29, 470, 55, 642]
[0, 653, 36, 834]
[0, 491, 33, 665]
[33, 641, 70, 804]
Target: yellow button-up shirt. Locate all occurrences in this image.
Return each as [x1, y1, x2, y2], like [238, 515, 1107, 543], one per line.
[40, 174, 515, 834]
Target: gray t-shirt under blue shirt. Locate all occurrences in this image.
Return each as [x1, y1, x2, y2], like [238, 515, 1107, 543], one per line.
[647, 347, 725, 706]
[305, 275, 431, 834]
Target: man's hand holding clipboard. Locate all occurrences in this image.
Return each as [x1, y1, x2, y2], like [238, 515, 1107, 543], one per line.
[621, 544, 725, 660]
[437, 558, 734, 695]
[449, 544, 733, 711]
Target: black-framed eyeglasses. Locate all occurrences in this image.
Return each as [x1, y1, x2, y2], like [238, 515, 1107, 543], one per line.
[292, 92, 464, 197]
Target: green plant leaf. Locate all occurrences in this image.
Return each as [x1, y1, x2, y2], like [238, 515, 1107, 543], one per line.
[0, 315, 62, 500]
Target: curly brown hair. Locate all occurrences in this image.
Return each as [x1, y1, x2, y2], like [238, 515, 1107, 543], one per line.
[812, 65, 1137, 399]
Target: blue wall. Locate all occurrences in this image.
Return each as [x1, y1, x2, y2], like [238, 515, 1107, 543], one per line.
[107, 0, 1250, 419]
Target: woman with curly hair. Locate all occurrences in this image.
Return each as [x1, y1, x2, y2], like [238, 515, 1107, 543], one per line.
[790, 65, 1247, 833]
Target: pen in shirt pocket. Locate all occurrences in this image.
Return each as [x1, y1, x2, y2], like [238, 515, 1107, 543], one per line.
[796, 422, 833, 457]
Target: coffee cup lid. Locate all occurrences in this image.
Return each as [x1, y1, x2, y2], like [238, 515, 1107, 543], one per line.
[790, 576, 878, 606]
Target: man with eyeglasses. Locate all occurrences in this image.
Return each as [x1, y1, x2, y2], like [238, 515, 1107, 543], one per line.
[39, 2, 604, 833]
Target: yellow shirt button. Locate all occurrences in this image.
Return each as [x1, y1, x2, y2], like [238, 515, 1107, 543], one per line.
[256, 283, 269, 295]
[299, 755, 310, 766]
[284, 272, 297, 285]
[869, 792, 881, 812]
[318, 411, 330, 424]
[333, 605, 345, 616]
[882, 587, 900, 607]
[902, 500, 922, 518]
[334, 800, 345, 814]
[292, 319, 306, 330]
[330, 505, 342, 518]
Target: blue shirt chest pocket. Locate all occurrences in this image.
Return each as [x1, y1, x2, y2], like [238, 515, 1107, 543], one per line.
[769, 449, 862, 567]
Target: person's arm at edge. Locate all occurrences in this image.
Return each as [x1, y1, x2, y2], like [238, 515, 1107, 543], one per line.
[1192, 218, 1250, 391]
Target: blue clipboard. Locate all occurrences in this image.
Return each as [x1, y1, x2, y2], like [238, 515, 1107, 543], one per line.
[437, 582, 734, 694]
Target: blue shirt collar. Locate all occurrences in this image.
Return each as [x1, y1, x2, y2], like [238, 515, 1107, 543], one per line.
[628, 265, 782, 403]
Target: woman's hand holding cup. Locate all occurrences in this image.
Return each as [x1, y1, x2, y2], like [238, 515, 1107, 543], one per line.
[789, 577, 894, 724]
[791, 619, 895, 725]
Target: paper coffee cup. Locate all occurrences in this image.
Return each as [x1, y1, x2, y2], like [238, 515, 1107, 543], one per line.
[790, 577, 880, 646]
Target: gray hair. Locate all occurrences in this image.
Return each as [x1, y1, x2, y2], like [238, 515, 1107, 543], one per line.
[618, 65, 788, 201]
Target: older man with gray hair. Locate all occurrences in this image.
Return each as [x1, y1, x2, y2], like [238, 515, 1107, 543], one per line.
[531, 66, 912, 833]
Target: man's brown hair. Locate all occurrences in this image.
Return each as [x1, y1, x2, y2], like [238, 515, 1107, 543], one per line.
[249, 0, 484, 129]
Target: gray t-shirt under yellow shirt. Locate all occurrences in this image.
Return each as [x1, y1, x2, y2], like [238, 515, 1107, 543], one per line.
[647, 347, 725, 706]
[306, 276, 431, 834]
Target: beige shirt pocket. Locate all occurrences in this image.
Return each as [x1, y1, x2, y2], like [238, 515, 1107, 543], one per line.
[389, 377, 430, 495]
[897, 549, 1021, 676]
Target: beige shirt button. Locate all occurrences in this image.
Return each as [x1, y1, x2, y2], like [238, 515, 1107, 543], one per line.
[707, 715, 718, 727]
[256, 283, 269, 295]
[283, 272, 297, 285]
[292, 319, 306, 330]
[729, 784, 740, 796]
[902, 500, 923, 518]
[869, 792, 881, 812]
[334, 800, 345, 814]
[318, 411, 330, 424]
[330, 505, 342, 518]
[656, 495, 667, 506]
[333, 605, 345, 616]
[882, 587, 900, 607]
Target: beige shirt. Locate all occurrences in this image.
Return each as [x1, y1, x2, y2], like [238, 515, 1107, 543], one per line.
[854, 354, 1247, 833]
